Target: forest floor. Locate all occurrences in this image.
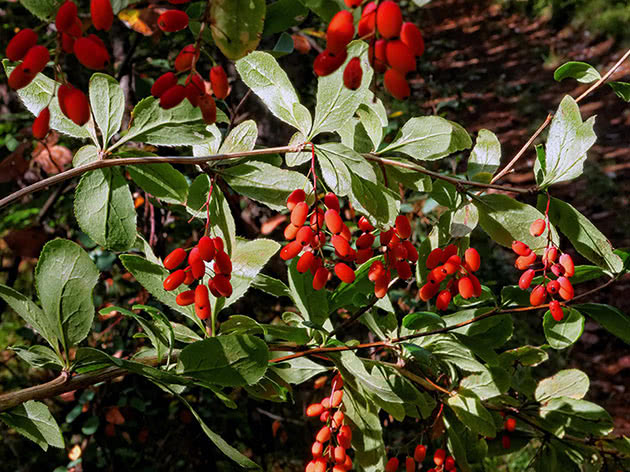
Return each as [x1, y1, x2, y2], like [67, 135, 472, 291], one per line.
[417, 0, 630, 435]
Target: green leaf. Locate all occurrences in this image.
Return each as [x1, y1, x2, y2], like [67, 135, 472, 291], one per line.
[0, 401, 64, 451]
[554, 62, 601, 84]
[127, 163, 188, 205]
[235, 51, 311, 135]
[221, 315, 309, 343]
[356, 103, 385, 150]
[537, 95, 596, 187]
[220, 238, 280, 309]
[542, 308, 584, 350]
[287, 259, 329, 326]
[447, 389, 496, 438]
[177, 335, 269, 387]
[460, 367, 509, 400]
[420, 334, 488, 374]
[210, 0, 265, 60]
[317, 143, 376, 182]
[608, 81, 630, 101]
[285, 131, 310, 166]
[297, 0, 341, 21]
[74, 168, 137, 252]
[271, 355, 328, 384]
[0, 284, 58, 351]
[18, 0, 59, 20]
[468, 129, 501, 181]
[119, 255, 202, 331]
[379, 116, 472, 160]
[576, 303, 630, 344]
[350, 176, 400, 229]
[73, 145, 100, 167]
[544, 196, 623, 273]
[311, 41, 374, 137]
[111, 97, 221, 151]
[535, 369, 590, 403]
[450, 203, 479, 237]
[498, 345, 549, 367]
[12, 345, 63, 370]
[2, 60, 96, 143]
[475, 194, 559, 253]
[89, 73, 124, 148]
[540, 397, 613, 436]
[221, 160, 312, 211]
[81, 416, 99, 435]
[252, 273, 291, 298]
[35, 239, 99, 348]
[402, 311, 446, 331]
[263, 0, 308, 36]
[218, 120, 258, 154]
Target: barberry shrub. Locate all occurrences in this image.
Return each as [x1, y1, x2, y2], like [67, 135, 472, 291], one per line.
[1, 2, 630, 472]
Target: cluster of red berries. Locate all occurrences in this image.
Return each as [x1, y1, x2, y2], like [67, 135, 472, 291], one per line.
[385, 445, 457, 472]
[315, 1, 425, 99]
[512, 219, 575, 321]
[162, 236, 232, 320]
[305, 374, 353, 472]
[419, 245, 482, 309]
[280, 189, 417, 296]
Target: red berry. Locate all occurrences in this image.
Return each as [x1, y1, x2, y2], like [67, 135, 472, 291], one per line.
[356, 232, 375, 249]
[380, 228, 394, 246]
[384, 68, 410, 100]
[213, 274, 233, 297]
[401, 22, 425, 56]
[557, 276, 574, 301]
[515, 252, 537, 270]
[284, 224, 299, 240]
[332, 235, 351, 257]
[426, 248, 445, 269]
[551, 263, 565, 277]
[458, 276, 474, 299]
[344, 0, 362, 7]
[405, 457, 415, 472]
[395, 260, 412, 280]
[419, 281, 439, 301]
[511, 240, 531, 257]
[385, 457, 399, 472]
[91, 0, 114, 31]
[331, 389, 343, 407]
[151, 72, 178, 99]
[164, 247, 187, 270]
[214, 250, 232, 274]
[386, 39, 416, 74]
[61, 87, 91, 126]
[464, 247, 481, 272]
[395, 215, 412, 239]
[333, 446, 346, 464]
[210, 65, 229, 99]
[306, 403, 324, 417]
[469, 273, 482, 297]
[326, 10, 355, 55]
[163, 269, 185, 291]
[546, 280, 560, 294]
[158, 9, 189, 32]
[32, 107, 50, 140]
[376, 1, 403, 38]
[325, 209, 343, 234]
[296, 226, 314, 246]
[213, 237, 225, 252]
[368, 260, 385, 281]
[176, 289, 195, 306]
[542, 247, 558, 267]
[343, 57, 363, 90]
[296, 251, 315, 273]
[159, 84, 187, 109]
[56, 1, 78, 34]
[313, 267, 329, 291]
[310, 208, 325, 231]
[505, 417, 516, 432]
[73, 36, 110, 70]
[368, 38, 388, 73]
[22, 45, 49, 75]
[549, 300, 564, 321]
[287, 189, 306, 210]
[358, 216, 374, 232]
[374, 272, 391, 298]
[291, 201, 309, 227]
[518, 268, 535, 289]
[311, 441, 324, 458]
[402, 240, 418, 262]
[185, 73, 205, 106]
[413, 445, 426, 462]
[199, 94, 217, 125]
[559, 253, 575, 277]
[198, 236, 216, 261]
[530, 218, 546, 237]
[313, 49, 347, 77]
[6, 28, 38, 62]
[358, 2, 377, 38]
[335, 262, 356, 284]
[316, 426, 331, 443]
[433, 448, 446, 466]
[530, 284, 547, 306]
[436, 290, 452, 310]
[444, 456, 456, 471]
[194, 284, 211, 320]
[174, 44, 199, 72]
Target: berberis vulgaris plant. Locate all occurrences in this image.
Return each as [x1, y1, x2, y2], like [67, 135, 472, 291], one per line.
[1, 0, 630, 471]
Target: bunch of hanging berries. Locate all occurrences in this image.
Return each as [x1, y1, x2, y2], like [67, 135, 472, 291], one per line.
[512, 218, 575, 321]
[305, 374, 354, 472]
[419, 245, 482, 310]
[384, 444, 457, 472]
[162, 235, 232, 320]
[315, 1, 425, 100]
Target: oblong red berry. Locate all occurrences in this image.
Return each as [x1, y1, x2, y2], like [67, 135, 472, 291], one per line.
[385, 457, 399, 472]
[505, 417, 517, 432]
[465, 247, 481, 272]
[368, 260, 385, 281]
[164, 247, 187, 270]
[213, 237, 225, 252]
[515, 252, 537, 270]
[530, 284, 547, 306]
[335, 262, 355, 284]
[297, 251, 315, 273]
[368, 38, 387, 73]
[401, 22, 425, 56]
[559, 253, 575, 277]
[426, 248, 445, 269]
[444, 456, 456, 471]
[396, 260, 412, 280]
[198, 94, 217, 124]
[174, 44, 199, 72]
[358, 2, 377, 38]
[280, 240, 302, 260]
[159, 84, 187, 109]
[414, 445, 426, 462]
[184, 73, 205, 106]
[434, 448, 446, 466]
[22, 45, 49, 75]
[384, 68, 410, 100]
[557, 276, 574, 301]
[395, 215, 412, 239]
[287, 189, 306, 210]
[213, 274, 233, 297]
[530, 218, 546, 237]
[334, 446, 346, 464]
[163, 269, 185, 291]
[198, 236, 216, 261]
[332, 234, 351, 257]
[62, 88, 91, 125]
[436, 290, 452, 310]
[542, 247, 558, 267]
[296, 226, 314, 246]
[386, 39, 416, 74]
[511, 240, 531, 257]
[549, 300, 564, 321]
[284, 223, 299, 240]
[290, 201, 309, 227]
[326, 10, 354, 54]
[343, 56, 363, 90]
[176, 289, 195, 306]
[458, 276, 474, 299]
[376, 1, 403, 38]
[56, 1, 78, 34]
[325, 209, 343, 234]
[6, 28, 38, 62]
[402, 240, 418, 262]
[546, 280, 560, 294]
[214, 250, 232, 274]
[470, 274, 482, 297]
[194, 284, 211, 320]
[73, 37, 110, 70]
[405, 457, 415, 472]
[151, 72, 178, 99]
[313, 49, 347, 77]
[356, 232, 375, 249]
[419, 281, 439, 301]
[91, 0, 114, 31]
[210, 65, 229, 99]
[190, 258, 205, 280]
[313, 267, 329, 291]
[32, 107, 50, 140]
[518, 268, 535, 289]
[306, 403, 324, 417]
[358, 216, 374, 232]
[158, 9, 189, 32]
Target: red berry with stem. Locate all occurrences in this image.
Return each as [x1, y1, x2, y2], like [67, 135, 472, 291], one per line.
[559, 253, 575, 277]
[326, 10, 355, 55]
[210, 65, 229, 99]
[313, 267, 329, 291]
[519, 268, 535, 289]
[444, 457, 456, 471]
[22, 45, 49, 75]
[176, 290, 195, 306]
[151, 72, 178, 98]
[6, 28, 38, 61]
[505, 417, 516, 432]
[194, 284, 211, 320]
[159, 84, 187, 109]
[530, 218, 546, 237]
[198, 236, 216, 261]
[213, 274, 233, 297]
[385, 457, 399, 472]
[395, 215, 412, 239]
[332, 234, 351, 257]
[335, 262, 356, 284]
[73, 36, 110, 70]
[313, 49, 347, 77]
[174, 45, 199, 72]
[56, 1, 78, 34]
[199, 94, 217, 125]
[287, 189, 306, 210]
[291, 201, 309, 226]
[32, 107, 50, 140]
[62, 87, 91, 125]
[436, 290, 452, 310]
[546, 280, 560, 294]
[368, 39, 388, 73]
[434, 449, 446, 466]
[384, 68, 410, 100]
[511, 240, 531, 256]
[386, 39, 416, 74]
[557, 276, 574, 301]
[164, 247, 187, 270]
[465, 247, 481, 272]
[91, 0, 114, 31]
[297, 251, 315, 273]
[325, 209, 343, 234]
[426, 248, 445, 269]
[405, 457, 415, 472]
[515, 252, 537, 270]
[549, 300, 564, 321]
[358, 2, 377, 38]
[296, 226, 314, 246]
[214, 250, 232, 274]
[376, 1, 403, 39]
[401, 22, 425, 56]
[413, 445, 426, 462]
[530, 284, 547, 306]
[158, 10, 189, 32]
[343, 57, 363, 90]
[458, 276, 474, 299]
[163, 269, 186, 291]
